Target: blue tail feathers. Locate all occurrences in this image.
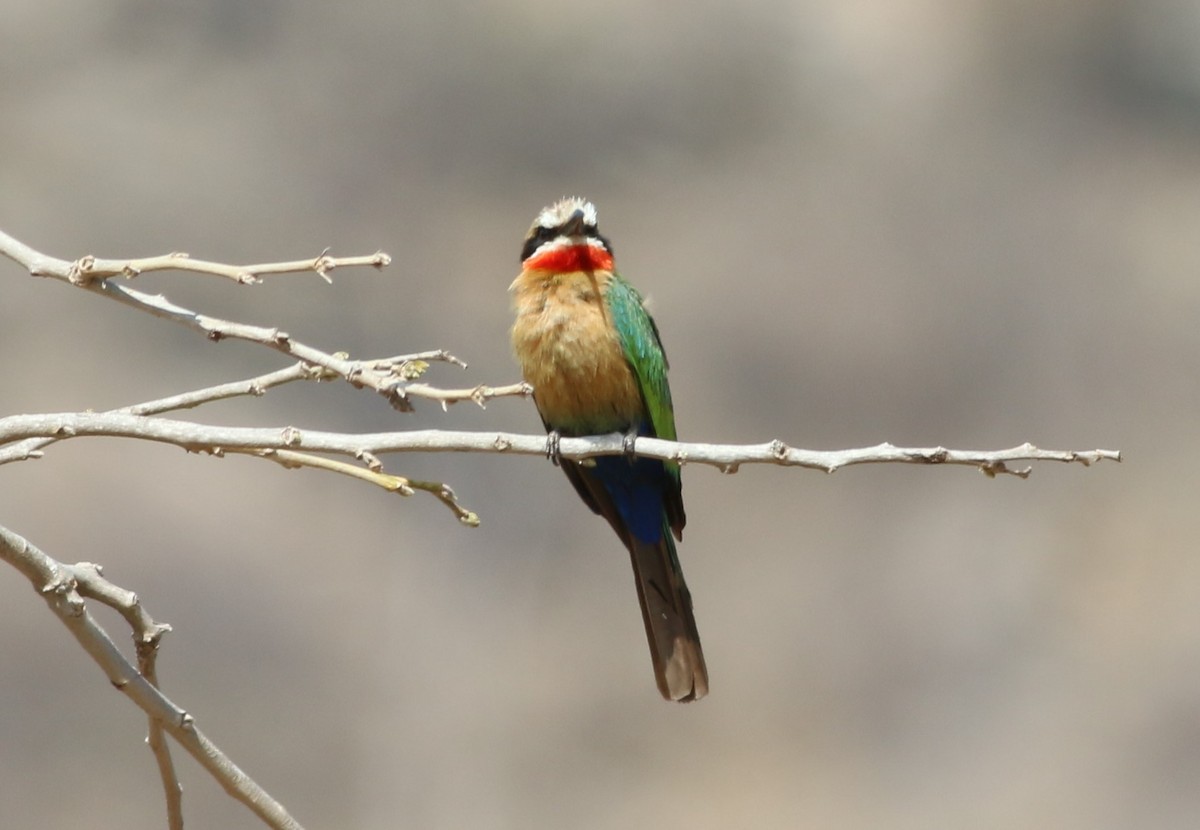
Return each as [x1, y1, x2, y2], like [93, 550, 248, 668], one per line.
[590, 454, 670, 544]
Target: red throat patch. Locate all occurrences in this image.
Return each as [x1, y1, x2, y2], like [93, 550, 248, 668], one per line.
[524, 244, 613, 273]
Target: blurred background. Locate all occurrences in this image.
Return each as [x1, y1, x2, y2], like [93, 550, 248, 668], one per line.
[1, 1, 1196, 828]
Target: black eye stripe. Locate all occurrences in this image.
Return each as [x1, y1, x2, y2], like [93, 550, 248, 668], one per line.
[519, 228, 614, 263]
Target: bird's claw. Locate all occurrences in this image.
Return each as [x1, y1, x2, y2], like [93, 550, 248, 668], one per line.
[546, 430, 562, 466]
[622, 429, 638, 458]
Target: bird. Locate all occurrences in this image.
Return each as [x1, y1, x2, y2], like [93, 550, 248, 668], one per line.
[509, 196, 707, 701]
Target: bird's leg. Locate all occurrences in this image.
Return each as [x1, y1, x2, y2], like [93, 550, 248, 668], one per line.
[545, 429, 562, 466]
[622, 427, 639, 458]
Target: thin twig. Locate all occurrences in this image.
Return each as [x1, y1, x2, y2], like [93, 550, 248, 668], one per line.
[233, 447, 480, 525]
[143, 654, 184, 830]
[0, 229, 529, 413]
[66, 563, 183, 828]
[55, 247, 386, 286]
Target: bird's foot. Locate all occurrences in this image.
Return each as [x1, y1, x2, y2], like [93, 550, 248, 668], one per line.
[545, 430, 562, 466]
[622, 428, 638, 458]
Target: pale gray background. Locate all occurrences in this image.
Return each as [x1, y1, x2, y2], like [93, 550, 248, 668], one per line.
[2, 2, 1197, 828]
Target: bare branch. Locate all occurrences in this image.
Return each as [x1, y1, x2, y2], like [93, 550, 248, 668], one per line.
[0, 229, 529, 413]
[0, 524, 306, 830]
[124, 363, 320, 415]
[0, 411, 1121, 479]
[67, 563, 183, 828]
[0, 364, 315, 466]
[0, 356, 504, 466]
[69, 561, 173, 647]
[235, 447, 480, 524]
[1, 227, 388, 285]
[404, 478, 481, 526]
[143, 652, 183, 830]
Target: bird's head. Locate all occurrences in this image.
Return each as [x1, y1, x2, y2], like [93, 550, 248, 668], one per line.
[520, 196, 614, 273]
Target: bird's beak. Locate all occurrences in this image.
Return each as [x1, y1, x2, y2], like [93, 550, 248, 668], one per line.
[560, 208, 588, 238]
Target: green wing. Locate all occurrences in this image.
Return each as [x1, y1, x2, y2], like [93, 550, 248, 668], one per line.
[605, 273, 676, 442]
[605, 273, 686, 536]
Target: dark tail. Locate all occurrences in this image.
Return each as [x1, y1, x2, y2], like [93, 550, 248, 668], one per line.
[558, 456, 707, 700]
[627, 532, 708, 701]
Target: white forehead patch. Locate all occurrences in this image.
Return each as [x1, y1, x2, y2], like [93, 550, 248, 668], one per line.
[536, 196, 598, 229]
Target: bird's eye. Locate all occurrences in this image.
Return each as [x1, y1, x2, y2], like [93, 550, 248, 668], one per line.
[521, 224, 563, 262]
